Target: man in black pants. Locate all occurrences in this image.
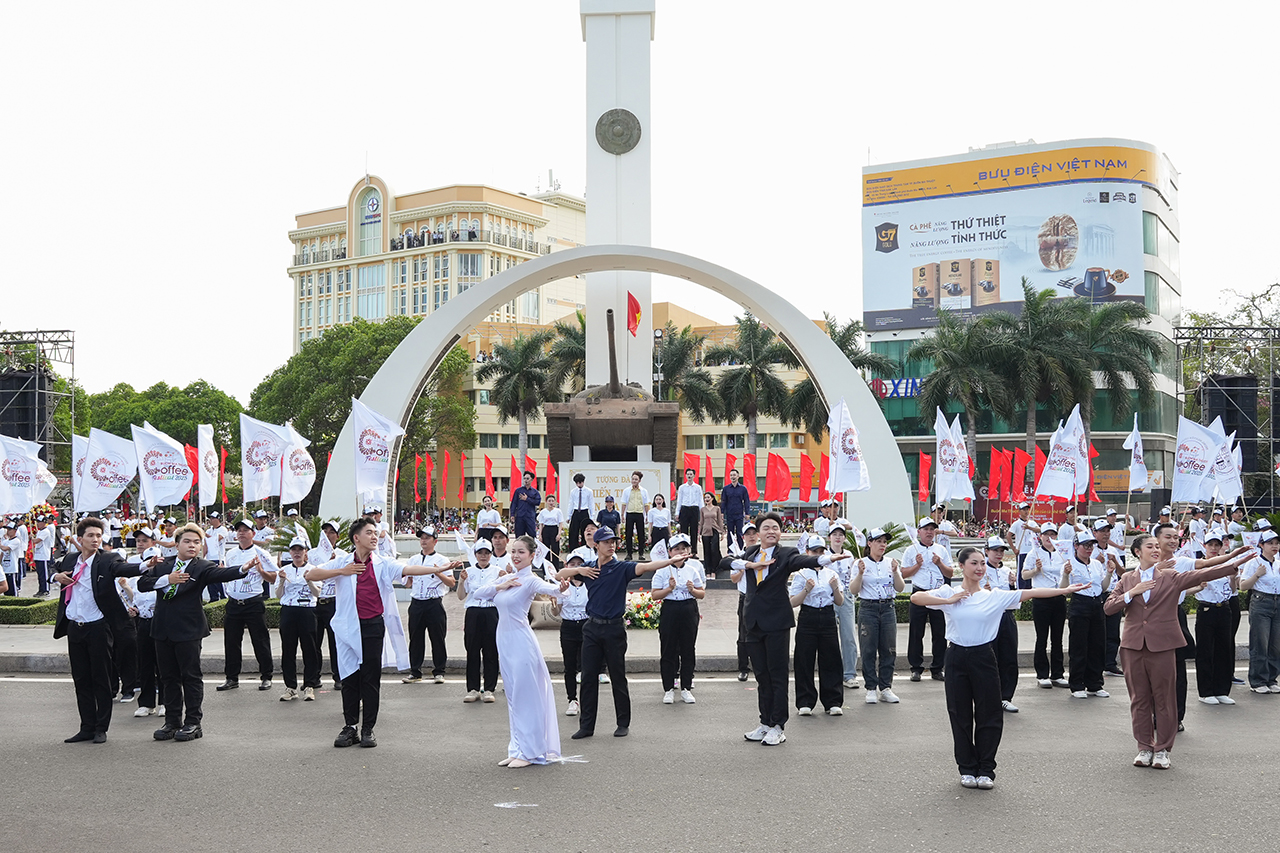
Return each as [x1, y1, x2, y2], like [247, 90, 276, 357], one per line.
[557, 527, 686, 738]
[311, 521, 346, 690]
[216, 518, 278, 692]
[402, 527, 460, 684]
[138, 523, 259, 741]
[566, 473, 595, 551]
[619, 472, 649, 560]
[674, 468, 703, 558]
[903, 518, 954, 681]
[722, 521, 760, 681]
[982, 538, 1020, 713]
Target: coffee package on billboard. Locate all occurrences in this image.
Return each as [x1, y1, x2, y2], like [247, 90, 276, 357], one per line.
[911, 263, 938, 308]
[939, 259, 971, 310]
[971, 259, 1000, 306]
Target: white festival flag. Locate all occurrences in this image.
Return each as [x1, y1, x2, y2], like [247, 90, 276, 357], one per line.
[281, 422, 317, 505]
[71, 434, 89, 508]
[1035, 405, 1087, 500]
[949, 415, 975, 502]
[131, 422, 194, 508]
[240, 413, 291, 503]
[1171, 416, 1224, 503]
[933, 408, 959, 502]
[1206, 432, 1243, 504]
[76, 428, 137, 512]
[0, 434, 45, 512]
[1122, 413, 1148, 492]
[825, 397, 871, 494]
[197, 424, 218, 508]
[32, 459, 56, 506]
[351, 398, 405, 501]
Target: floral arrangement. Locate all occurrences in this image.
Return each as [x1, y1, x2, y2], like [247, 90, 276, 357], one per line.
[624, 590, 660, 629]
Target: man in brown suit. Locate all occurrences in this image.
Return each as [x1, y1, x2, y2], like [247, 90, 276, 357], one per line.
[1105, 534, 1249, 769]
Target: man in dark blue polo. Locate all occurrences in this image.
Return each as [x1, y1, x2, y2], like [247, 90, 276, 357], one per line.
[721, 468, 751, 553]
[510, 470, 541, 538]
[557, 527, 686, 739]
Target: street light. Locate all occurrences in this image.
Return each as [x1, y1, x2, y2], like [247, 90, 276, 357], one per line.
[653, 328, 664, 400]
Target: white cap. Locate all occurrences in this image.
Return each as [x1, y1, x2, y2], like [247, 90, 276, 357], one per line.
[985, 536, 1007, 549]
[806, 536, 826, 551]
[135, 527, 156, 540]
[1254, 519, 1273, 531]
[1093, 518, 1113, 531]
[1159, 506, 1172, 515]
[286, 508, 299, 517]
[1106, 508, 1118, 515]
[1261, 530, 1279, 544]
[473, 538, 493, 552]
[668, 533, 691, 548]
[867, 527, 888, 541]
[917, 516, 938, 529]
[829, 520, 847, 533]
[288, 537, 308, 549]
[1204, 528, 1225, 544]
[1075, 530, 1097, 545]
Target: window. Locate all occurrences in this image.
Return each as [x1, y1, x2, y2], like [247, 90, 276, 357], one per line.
[412, 257, 420, 282]
[434, 254, 450, 281]
[522, 291, 540, 322]
[685, 435, 704, 450]
[394, 288, 407, 315]
[490, 253, 499, 277]
[726, 434, 746, 449]
[477, 389, 490, 405]
[478, 433, 498, 448]
[706, 434, 724, 450]
[398, 259, 407, 284]
[433, 281, 449, 310]
[356, 265, 386, 319]
[323, 270, 332, 294]
[1142, 211, 1181, 277]
[770, 433, 789, 449]
[528, 434, 542, 449]
[501, 434, 519, 449]
[357, 188, 382, 257]
[459, 252, 482, 279]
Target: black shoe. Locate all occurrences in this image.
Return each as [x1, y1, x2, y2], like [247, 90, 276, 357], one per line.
[1177, 721, 1185, 732]
[360, 730, 378, 748]
[92, 731, 107, 744]
[153, 724, 178, 741]
[334, 726, 360, 748]
[215, 680, 239, 691]
[64, 731, 93, 744]
[258, 678, 273, 691]
[910, 672, 922, 682]
[931, 672, 945, 681]
[174, 724, 203, 742]
[570, 729, 593, 740]
[613, 726, 629, 737]
[737, 671, 749, 682]
[1232, 676, 1246, 685]
[1105, 667, 1124, 677]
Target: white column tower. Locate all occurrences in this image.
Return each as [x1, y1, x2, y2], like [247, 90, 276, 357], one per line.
[581, 0, 654, 387]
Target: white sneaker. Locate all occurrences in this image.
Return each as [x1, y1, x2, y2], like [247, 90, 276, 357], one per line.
[1151, 750, 1170, 769]
[481, 691, 496, 703]
[878, 689, 900, 704]
[463, 690, 480, 703]
[762, 725, 786, 746]
[797, 706, 813, 716]
[680, 689, 696, 704]
[303, 687, 315, 701]
[433, 674, 446, 684]
[279, 688, 298, 702]
[565, 700, 580, 716]
[1052, 678, 1070, 688]
[843, 678, 858, 689]
[133, 706, 151, 718]
[1089, 689, 1111, 698]
[960, 775, 977, 788]
[663, 689, 675, 704]
[1036, 678, 1052, 688]
[1133, 750, 1153, 767]
[1071, 690, 1088, 698]
[826, 706, 843, 716]
[1270, 684, 1280, 693]
[865, 690, 879, 704]
[599, 673, 610, 684]
[1001, 700, 1019, 713]
[744, 724, 769, 742]
[154, 705, 164, 717]
[1198, 696, 1220, 705]
[1216, 695, 1236, 705]
[1253, 685, 1271, 694]
[976, 776, 994, 790]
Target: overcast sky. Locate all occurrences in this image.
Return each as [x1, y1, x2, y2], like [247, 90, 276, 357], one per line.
[4, 1, 1274, 404]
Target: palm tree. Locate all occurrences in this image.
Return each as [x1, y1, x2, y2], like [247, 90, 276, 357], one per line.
[906, 309, 1006, 461]
[547, 310, 586, 398]
[703, 313, 792, 455]
[1067, 298, 1163, 442]
[474, 330, 556, 467]
[654, 322, 722, 422]
[781, 313, 896, 441]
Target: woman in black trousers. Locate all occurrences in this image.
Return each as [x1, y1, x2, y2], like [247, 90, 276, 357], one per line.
[1194, 530, 1238, 704]
[276, 542, 322, 701]
[789, 538, 845, 715]
[1021, 529, 1069, 688]
[652, 535, 705, 704]
[1062, 532, 1117, 699]
[554, 552, 590, 716]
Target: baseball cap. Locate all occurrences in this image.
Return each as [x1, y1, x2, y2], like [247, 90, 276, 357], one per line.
[492, 524, 509, 536]
[917, 516, 938, 529]
[565, 552, 585, 565]
[288, 537, 308, 549]
[286, 508, 299, 517]
[932, 503, 947, 511]
[1212, 507, 1224, 515]
[593, 527, 617, 543]
[807, 536, 826, 551]
[669, 533, 691, 548]
[867, 527, 888, 541]
[1016, 502, 1031, 509]
[743, 521, 758, 532]
[135, 527, 156, 539]
[253, 510, 268, 519]
[604, 495, 615, 502]
[1261, 530, 1279, 544]
[234, 517, 255, 530]
[985, 536, 1007, 549]
[829, 521, 847, 533]
[1159, 506, 1172, 515]
[1106, 508, 1118, 516]
[1191, 506, 1204, 515]
[1093, 518, 1113, 531]
[1254, 519, 1273, 531]
[208, 511, 220, 519]
[473, 538, 493, 552]
[1204, 529, 1225, 544]
[416, 526, 437, 538]
[1075, 530, 1096, 545]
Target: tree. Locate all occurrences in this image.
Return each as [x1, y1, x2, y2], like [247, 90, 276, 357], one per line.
[654, 322, 721, 422]
[474, 329, 556, 467]
[1067, 298, 1162, 442]
[781, 313, 895, 441]
[547, 310, 586, 398]
[86, 379, 244, 463]
[703, 313, 791, 455]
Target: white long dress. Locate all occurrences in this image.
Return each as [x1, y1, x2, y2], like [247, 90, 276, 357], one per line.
[477, 566, 562, 764]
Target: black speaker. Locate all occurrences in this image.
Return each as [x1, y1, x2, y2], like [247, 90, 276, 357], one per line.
[0, 369, 48, 449]
[1199, 374, 1258, 473]
[1147, 487, 1171, 523]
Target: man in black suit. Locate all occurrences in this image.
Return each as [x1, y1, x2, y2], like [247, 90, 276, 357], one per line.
[731, 512, 851, 746]
[137, 522, 261, 742]
[51, 516, 140, 744]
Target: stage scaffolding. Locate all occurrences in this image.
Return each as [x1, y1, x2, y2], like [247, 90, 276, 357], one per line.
[0, 330, 76, 493]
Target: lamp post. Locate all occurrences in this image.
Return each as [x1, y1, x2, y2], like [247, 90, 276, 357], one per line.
[653, 328, 664, 400]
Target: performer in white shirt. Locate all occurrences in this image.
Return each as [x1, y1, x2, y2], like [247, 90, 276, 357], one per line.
[1239, 530, 1280, 694]
[789, 537, 845, 716]
[1061, 530, 1117, 699]
[675, 468, 704, 558]
[125, 528, 164, 717]
[646, 493, 672, 555]
[475, 495, 502, 547]
[565, 474, 595, 551]
[31, 515, 55, 597]
[365, 507, 398, 559]
[401, 527, 461, 684]
[457, 538, 501, 703]
[981, 538, 1020, 712]
[725, 521, 760, 682]
[216, 518, 279, 692]
[203, 512, 230, 602]
[652, 534, 706, 705]
[536, 495, 565, 565]
[1193, 529, 1238, 705]
[1021, 528, 1069, 688]
[275, 538, 322, 702]
[1006, 503, 1042, 590]
[932, 503, 959, 557]
[554, 550, 591, 715]
[903, 517, 954, 681]
[311, 522, 347, 690]
[251, 510, 275, 547]
[851, 528, 903, 704]
[827, 522, 859, 690]
[914, 546, 1084, 789]
[1, 523, 19, 596]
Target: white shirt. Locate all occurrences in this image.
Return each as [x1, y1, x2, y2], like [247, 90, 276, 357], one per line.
[277, 563, 317, 607]
[558, 583, 589, 620]
[315, 546, 347, 597]
[406, 552, 452, 598]
[1026, 547, 1064, 589]
[1171, 554, 1197, 604]
[1008, 518, 1040, 554]
[813, 517, 831, 538]
[926, 585, 1024, 646]
[935, 518, 958, 555]
[982, 561, 1015, 592]
[1195, 565, 1234, 604]
[1058, 521, 1082, 542]
[537, 508, 564, 527]
[675, 483, 703, 513]
[127, 577, 157, 619]
[567, 486, 595, 514]
[789, 566, 840, 608]
[252, 525, 274, 545]
[32, 527, 54, 561]
[1108, 521, 1126, 550]
[652, 559, 706, 602]
[222, 545, 276, 599]
[854, 556, 896, 601]
[65, 553, 105, 623]
[461, 564, 500, 607]
[1065, 555, 1106, 598]
[0, 537, 16, 571]
[1189, 519, 1207, 551]
[901, 541, 951, 590]
[376, 521, 397, 558]
[476, 508, 502, 528]
[1227, 520, 1248, 550]
[646, 507, 671, 528]
[1243, 555, 1280, 595]
[204, 525, 230, 561]
[15, 525, 28, 553]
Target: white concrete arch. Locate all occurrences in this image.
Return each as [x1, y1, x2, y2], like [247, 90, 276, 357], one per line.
[319, 245, 913, 525]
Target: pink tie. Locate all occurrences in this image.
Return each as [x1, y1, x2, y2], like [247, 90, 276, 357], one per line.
[64, 559, 87, 603]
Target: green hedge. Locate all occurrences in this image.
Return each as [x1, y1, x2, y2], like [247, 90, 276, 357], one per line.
[203, 598, 283, 629]
[0, 598, 60, 624]
[0, 597, 47, 608]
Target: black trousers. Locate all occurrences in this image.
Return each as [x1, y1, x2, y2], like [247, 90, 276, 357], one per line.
[658, 598, 699, 691]
[578, 619, 630, 732]
[33, 559, 49, 595]
[650, 526, 670, 553]
[725, 515, 744, 553]
[908, 601, 947, 675]
[560, 619, 585, 701]
[136, 617, 161, 709]
[1196, 603, 1235, 698]
[279, 605, 320, 690]
[746, 625, 792, 728]
[1104, 611, 1123, 670]
[736, 594, 751, 674]
[67, 619, 115, 735]
[464, 607, 499, 692]
[678, 507, 700, 556]
[315, 599, 339, 683]
[223, 597, 274, 680]
[206, 581, 225, 602]
[701, 535, 722, 575]
[1016, 553, 1031, 590]
[794, 605, 842, 711]
[342, 617, 386, 732]
[111, 615, 139, 695]
[624, 512, 646, 557]
[567, 510, 590, 550]
[540, 524, 561, 561]
[1068, 594, 1105, 692]
[995, 611, 1018, 702]
[407, 597, 448, 678]
[1031, 596, 1066, 680]
[155, 637, 204, 727]
[1176, 607, 1195, 721]
[945, 642, 1004, 779]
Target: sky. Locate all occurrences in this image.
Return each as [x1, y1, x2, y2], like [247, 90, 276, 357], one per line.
[4, 1, 1276, 404]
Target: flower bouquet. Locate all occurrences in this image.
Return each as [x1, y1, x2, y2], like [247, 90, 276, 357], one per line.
[624, 590, 660, 629]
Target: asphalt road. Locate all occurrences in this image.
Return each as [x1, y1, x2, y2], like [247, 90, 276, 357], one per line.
[2, 667, 1274, 853]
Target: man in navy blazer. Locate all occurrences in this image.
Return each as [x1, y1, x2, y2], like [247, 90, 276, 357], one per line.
[51, 516, 140, 744]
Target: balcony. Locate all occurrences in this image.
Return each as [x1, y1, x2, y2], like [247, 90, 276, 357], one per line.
[388, 229, 550, 255]
[292, 248, 347, 266]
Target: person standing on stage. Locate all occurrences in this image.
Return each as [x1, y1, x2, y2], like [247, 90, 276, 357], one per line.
[51, 517, 140, 744]
[913, 546, 1084, 789]
[275, 538, 322, 702]
[1238, 529, 1280, 694]
[401, 527, 461, 685]
[675, 468, 703, 558]
[475, 495, 501, 545]
[596, 494, 621, 535]
[699, 493, 724, 579]
[1062, 530, 1115, 699]
[981, 538, 1020, 713]
[1022, 528, 1068, 689]
[565, 474, 595, 550]
[646, 493, 672, 556]
[510, 471, 542, 539]
[1194, 529, 1238, 705]
[789, 537, 845, 717]
[310, 521, 346, 690]
[851, 527, 903, 704]
[724, 521, 760, 681]
[619, 471, 650, 561]
[652, 533, 705, 706]
[1006, 503, 1042, 590]
[721, 469, 750, 554]
[903, 517, 954, 682]
[216, 518, 278, 692]
[203, 512, 230, 602]
[537, 494, 565, 565]
[1105, 534, 1249, 769]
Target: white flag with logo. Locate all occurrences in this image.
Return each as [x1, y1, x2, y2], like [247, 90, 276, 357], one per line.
[1122, 413, 1147, 492]
[1206, 432, 1243, 503]
[1171, 416, 1223, 503]
[949, 415, 975, 502]
[0, 434, 44, 512]
[32, 459, 56, 506]
[281, 422, 317, 505]
[131, 422, 193, 508]
[933, 408, 959, 503]
[351, 397, 405, 500]
[1036, 406, 1086, 500]
[825, 397, 870, 494]
[240, 413, 291, 503]
[71, 434, 89, 508]
[197, 424, 218, 508]
[76, 428, 137, 512]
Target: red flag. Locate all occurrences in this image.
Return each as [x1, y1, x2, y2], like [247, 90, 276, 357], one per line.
[546, 457, 558, 502]
[484, 455, 495, 498]
[509, 455, 519, 502]
[704, 454, 715, 493]
[394, 467, 400, 497]
[670, 481, 676, 502]
[988, 449, 1006, 504]
[743, 453, 759, 500]
[918, 452, 933, 503]
[327, 451, 332, 467]
[1087, 442, 1101, 504]
[219, 447, 228, 504]
[183, 445, 199, 484]
[682, 453, 700, 483]
[968, 456, 975, 479]
[525, 455, 537, 491]
[765, 453, 791, 502]
[799, 454, 815, 503]
[414, 453, 422, 503]
[818, 453, 830, 502]
[421, 453, 434, 502]
[1034, 445, 1047, 492]
[626, 291, 641, 337]
[1011, 448, 1032, 502]
[458, 452, 467, 502]
[1000, 449, 1016, 502]
[441, 450, 451, 503]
